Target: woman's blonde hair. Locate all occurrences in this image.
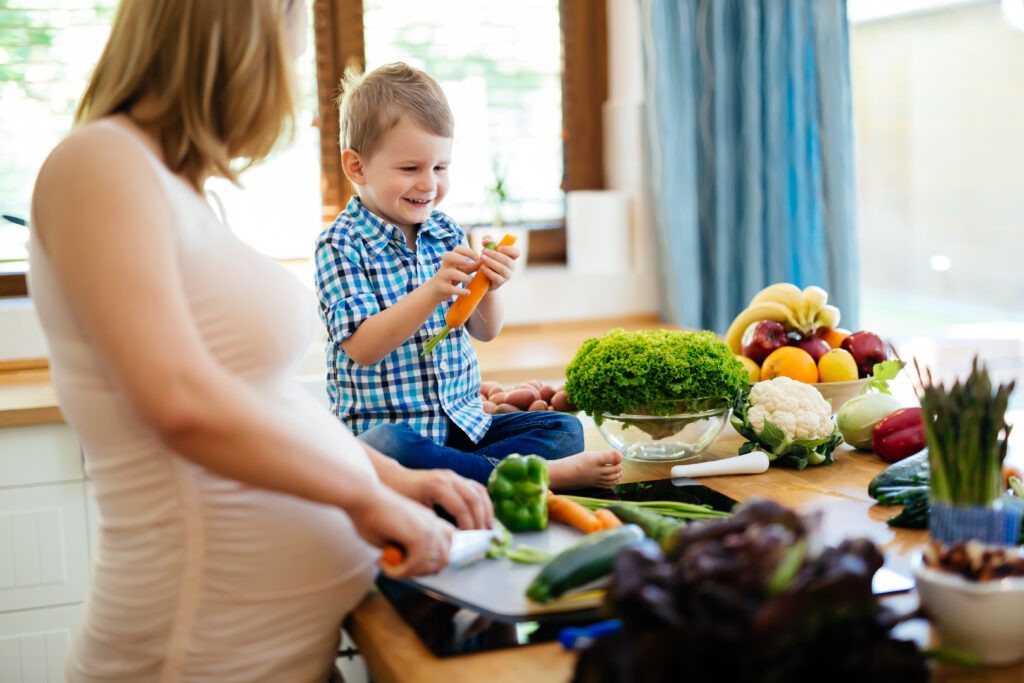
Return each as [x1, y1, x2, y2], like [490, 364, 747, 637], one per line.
[75, 0, 299, 188]
[338, 62, 454, 159]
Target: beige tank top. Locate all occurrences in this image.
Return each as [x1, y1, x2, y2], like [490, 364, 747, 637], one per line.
[28, 118, 377, 683]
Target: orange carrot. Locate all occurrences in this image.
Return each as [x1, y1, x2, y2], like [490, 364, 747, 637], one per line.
[380, 545, 404, 568]
[593, 508, 623, 530]
[422, 233, 518, 356]
[548, 494, 603, 534]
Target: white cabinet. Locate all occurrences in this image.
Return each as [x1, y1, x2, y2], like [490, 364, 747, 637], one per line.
[0, 484, 90, 612]
[0, 604, 81, 683]
[0, 424, 88, 682]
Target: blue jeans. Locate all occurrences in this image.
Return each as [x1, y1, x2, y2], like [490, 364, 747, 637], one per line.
[357, 412, 585, 484]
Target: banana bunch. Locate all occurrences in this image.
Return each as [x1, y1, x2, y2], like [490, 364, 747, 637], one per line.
[725, 283, 841, 353]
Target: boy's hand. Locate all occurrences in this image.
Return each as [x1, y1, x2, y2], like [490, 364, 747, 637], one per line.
[427, 245, 478, 303]
[474, 234, 520, 292]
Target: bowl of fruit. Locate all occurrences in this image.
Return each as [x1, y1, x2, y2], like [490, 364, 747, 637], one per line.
[726, 283, 889, 413]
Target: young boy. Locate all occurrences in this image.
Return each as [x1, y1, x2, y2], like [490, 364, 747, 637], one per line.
[314, 62, 622, 489]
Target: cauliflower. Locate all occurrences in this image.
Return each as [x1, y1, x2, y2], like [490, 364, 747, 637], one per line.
[731, 377, 843, 470]
[746, 377, 834, 441]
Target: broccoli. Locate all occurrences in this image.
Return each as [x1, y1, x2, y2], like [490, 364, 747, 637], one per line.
[563, 328, 748, 422]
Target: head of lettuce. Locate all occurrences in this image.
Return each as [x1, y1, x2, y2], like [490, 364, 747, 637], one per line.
[564, 328, 749, 438]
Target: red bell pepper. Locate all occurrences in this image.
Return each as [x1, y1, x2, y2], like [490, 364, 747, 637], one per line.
[871, 407, 926, 463]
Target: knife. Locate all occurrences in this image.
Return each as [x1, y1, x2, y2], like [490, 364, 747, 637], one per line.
[381, 528, 499, 570]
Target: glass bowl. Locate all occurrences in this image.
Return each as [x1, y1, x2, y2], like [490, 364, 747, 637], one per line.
[595, 397, 732, 462]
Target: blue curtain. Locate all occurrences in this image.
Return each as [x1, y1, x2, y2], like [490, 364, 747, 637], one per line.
[640, 0, 859, 335]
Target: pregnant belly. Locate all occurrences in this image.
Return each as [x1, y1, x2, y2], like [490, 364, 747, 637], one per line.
[199, 486, 378, 600]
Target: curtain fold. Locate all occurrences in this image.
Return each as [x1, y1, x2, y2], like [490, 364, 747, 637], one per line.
[641, 0, 859, 335]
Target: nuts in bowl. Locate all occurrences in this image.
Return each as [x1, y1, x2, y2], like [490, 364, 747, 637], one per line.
[913, 540, 1024, 666]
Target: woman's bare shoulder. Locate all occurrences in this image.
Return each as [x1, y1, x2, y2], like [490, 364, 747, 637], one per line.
[38, 118, 158, 184]
[32, 118, 172, 241]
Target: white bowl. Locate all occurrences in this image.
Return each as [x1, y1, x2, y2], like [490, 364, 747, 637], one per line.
[811, 377, 869, 414]
[595, 398, 732, 463]
[912, 551, 1024, 665]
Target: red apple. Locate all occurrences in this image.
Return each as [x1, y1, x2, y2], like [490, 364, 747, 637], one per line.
[840, 330, 887, 378]
[789, 335, 831, 364]
[741, 320, 788, 365]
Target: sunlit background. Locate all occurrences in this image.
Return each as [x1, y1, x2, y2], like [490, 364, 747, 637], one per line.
[2, 0, 1023, 347]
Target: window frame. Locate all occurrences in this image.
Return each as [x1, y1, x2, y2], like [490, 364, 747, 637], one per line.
[4, 0, 607, 297]
[311, 0, 607, 262]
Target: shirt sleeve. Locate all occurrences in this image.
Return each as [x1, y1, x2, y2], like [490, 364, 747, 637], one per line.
[314, 238, 380, 343]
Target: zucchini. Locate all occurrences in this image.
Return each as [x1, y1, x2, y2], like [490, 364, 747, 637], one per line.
[885, 487, 930, 529]
[868, 451, 930, 499]
[525, 524, 646, 604]
[606, 503, 686, 551]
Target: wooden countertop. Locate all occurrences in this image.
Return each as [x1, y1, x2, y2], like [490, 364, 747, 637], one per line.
[0, 315, 664, 428]
[345, 428, 1024, 683]
[0, 361, 63, 427]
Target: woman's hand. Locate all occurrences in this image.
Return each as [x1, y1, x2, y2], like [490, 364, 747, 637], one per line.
[363, 444, 493, 531]
[390, 467, 494, 530]
[348, 484, 456, 578]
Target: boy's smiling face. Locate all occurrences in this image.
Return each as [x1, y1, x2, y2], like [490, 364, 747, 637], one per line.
[345, 116, 453, 237]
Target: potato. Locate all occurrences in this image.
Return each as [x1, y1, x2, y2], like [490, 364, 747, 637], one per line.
[538, 384, 556, 402]
[503, 388, 538, 410]
[494, 402, 522, 414]
[528, 399, 549, 412]
[514, 384, 542, 401]
[480, 381, 504, 398]
[482, 400, 497, 415]
[550, 390, 575, 412]
[488, 391, 507, 405]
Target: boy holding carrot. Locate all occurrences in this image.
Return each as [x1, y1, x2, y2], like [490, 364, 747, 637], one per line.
[314, 62, 622, 489]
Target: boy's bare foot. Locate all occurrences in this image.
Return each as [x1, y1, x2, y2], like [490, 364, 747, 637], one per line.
[548, 449, 624, 490]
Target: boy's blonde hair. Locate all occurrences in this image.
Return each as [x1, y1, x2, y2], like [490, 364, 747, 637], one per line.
[338, 62, 454, 158]
[75, 0, 299, 188]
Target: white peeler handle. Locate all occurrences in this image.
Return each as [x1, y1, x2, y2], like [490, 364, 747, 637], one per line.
[670, 451, 770, 479]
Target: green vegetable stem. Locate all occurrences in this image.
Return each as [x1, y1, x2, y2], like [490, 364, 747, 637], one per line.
[917, 357, 1015, 506]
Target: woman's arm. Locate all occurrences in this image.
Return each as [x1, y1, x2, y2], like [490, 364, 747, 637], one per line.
[364, 445, 493, 530]
[31, 125, 452, 575]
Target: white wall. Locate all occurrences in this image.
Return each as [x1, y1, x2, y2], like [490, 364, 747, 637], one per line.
[0, 0, 655, 361]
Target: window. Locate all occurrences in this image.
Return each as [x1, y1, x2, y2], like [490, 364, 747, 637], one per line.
[0, 0, 118, 296]
[312, 0, 606, 262]
[0, 1, 605, 297]
[849, 0, 1024, 342]
[361, 0, 565, 227]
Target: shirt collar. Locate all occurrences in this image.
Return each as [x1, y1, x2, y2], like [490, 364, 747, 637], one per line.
[344, 196, 460, 256]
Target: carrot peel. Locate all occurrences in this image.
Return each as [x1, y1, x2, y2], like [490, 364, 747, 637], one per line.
[422, 233, 518, 356]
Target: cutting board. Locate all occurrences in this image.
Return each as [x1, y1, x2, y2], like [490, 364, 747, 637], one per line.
[397, 522, 598, 623]
[393, 477, 740, 623]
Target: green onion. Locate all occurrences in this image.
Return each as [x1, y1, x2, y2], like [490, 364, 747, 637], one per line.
[560, 494, 732, 520]
[917, 357, 1015, 506]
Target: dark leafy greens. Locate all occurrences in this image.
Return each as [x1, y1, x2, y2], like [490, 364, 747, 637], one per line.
[572, 498, 928, 683]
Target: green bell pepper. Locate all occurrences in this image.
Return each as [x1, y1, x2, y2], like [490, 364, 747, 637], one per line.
[487, 454, 549, 532]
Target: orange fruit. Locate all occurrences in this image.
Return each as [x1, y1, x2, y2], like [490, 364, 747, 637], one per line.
[817, 326, 851, 349]
[817, 348, 859, 382]
[735, 354, 761, 382]
[760, 346, 819, 383]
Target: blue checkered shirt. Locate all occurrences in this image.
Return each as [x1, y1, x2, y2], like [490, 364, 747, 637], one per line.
[315, 196, 491, 444]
